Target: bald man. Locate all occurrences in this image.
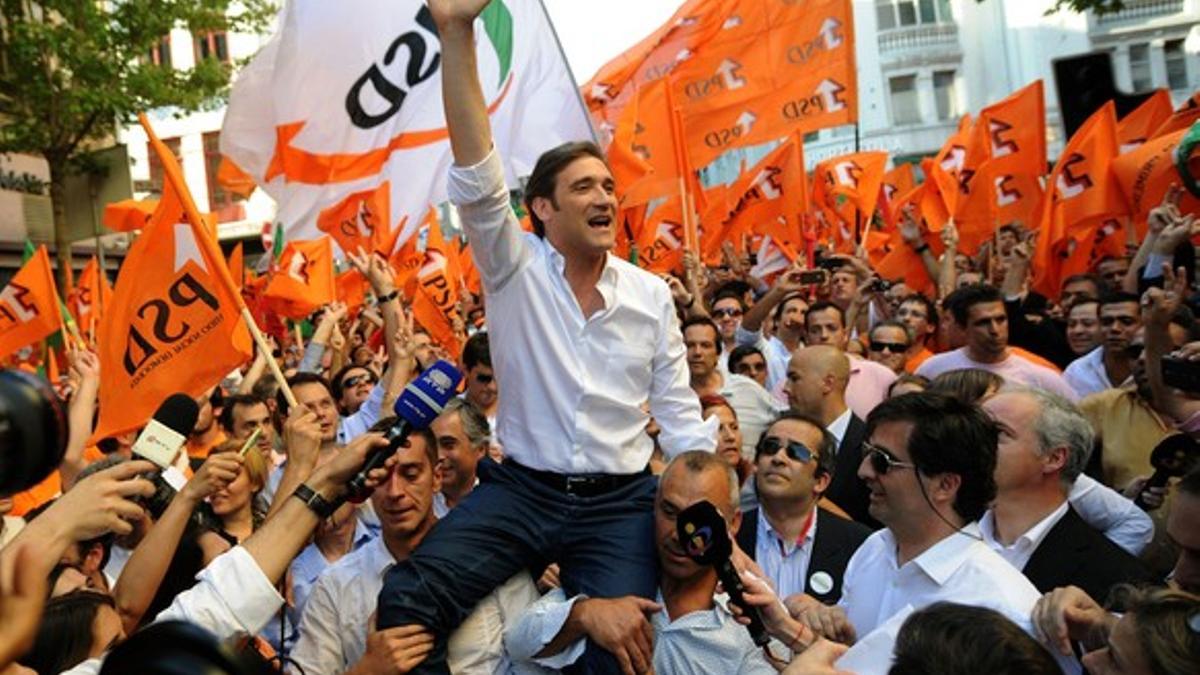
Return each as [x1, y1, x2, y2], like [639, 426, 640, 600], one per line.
[785, 346, 877, 528]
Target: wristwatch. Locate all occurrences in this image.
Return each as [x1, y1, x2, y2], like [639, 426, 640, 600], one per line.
[292, 484, 340, 519]
[376, 289, 400, 303]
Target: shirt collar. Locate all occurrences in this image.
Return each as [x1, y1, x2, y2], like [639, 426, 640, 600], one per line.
[366, 535, 397, 577]
[826, 408, 853, 445]
[541, 239, 620, 310]
[980, 501, 1068, 551]
[906, 523, 985, 586]
[758, 506, 818, 555]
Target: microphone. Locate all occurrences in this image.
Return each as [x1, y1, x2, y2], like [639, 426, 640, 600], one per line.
[1135, 434, 1200, 510]
[677, 500, 770, 647]
[345, 359, 463, 502]
[131, 393, 199, 516]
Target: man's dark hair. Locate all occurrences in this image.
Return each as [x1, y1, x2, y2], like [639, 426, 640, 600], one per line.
[899, 293, 939, 335]
[462, 331, 492, 371]
[804, 300, 845, 331]
[681, 316, 723, 355]
[946, 284, 1004, 326]
[773, 291, 809, 322]
[889, 602, 1060, 675]
[217, 393, 269, 433]
[728, 344, 765, 374]
[713, 281, 751, 304]
[758, 410, 838, 484]
[865, 392, 999, 523]
[369, 416, 437, 469]
[711, 287, 748, 312]
[1062, 273, 1102, 297]
[997, 223, 1022, 239]
[21, 591, 118, 674]
[279, 372, 334, 417]
[523, 141, 609, 238]
[1098, 291, 1142, 310]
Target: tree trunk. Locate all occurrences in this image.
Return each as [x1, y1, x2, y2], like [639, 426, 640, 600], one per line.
[48, 160, 73, 291]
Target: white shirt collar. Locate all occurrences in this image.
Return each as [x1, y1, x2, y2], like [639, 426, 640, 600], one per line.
[980, 501, 1069, 557]
[826, 408, 853, 445]
[540, 238, 620, 310]
[881, 523, 985, 586]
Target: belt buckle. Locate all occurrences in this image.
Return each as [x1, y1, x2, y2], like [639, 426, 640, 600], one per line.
[564, 475, 590, 496]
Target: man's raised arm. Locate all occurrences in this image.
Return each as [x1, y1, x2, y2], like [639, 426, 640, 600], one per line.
[431, 0, 494, 167]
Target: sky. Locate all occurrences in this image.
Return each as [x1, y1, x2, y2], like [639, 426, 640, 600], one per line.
[540, 0, 682, 84]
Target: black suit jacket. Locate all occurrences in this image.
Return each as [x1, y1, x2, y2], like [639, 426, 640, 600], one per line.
[1022, 506, 1153, 603]
[826, 414, 880, 529]
[736, 507, 871, 604]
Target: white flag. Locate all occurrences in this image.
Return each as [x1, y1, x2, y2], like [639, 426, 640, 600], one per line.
[221, 0, 593, 251]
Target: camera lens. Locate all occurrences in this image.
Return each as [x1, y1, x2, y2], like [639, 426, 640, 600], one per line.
[0, 369, 68, 495]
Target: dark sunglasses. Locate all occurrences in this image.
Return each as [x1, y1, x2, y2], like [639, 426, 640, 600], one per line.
[473, 372, 495, 384]
[756, 436, 815, 463]
[869, 341, 908, 353]
[1125, 343, 1145, 359]
[863, 441, 917, 475]
[713, 308, 744, 319]
[342, 374, 376, 389]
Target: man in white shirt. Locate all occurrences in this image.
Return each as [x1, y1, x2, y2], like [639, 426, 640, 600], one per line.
[377, 3, 717, 671]
[505, 451, 775, 675]
[789, 392, 1080, 674]
[1062, 292, 1141, 397]
[685, 316, 783, 456]
[291, 427, 541, 675]
[980, 388, 1150, 601]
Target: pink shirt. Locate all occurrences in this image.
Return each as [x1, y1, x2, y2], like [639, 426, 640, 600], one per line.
[846, 356, 899, 419]
[915, 348, 1080, 402]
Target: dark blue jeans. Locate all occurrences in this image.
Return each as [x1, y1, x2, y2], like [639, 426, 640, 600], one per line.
[376, 458, 659, 674]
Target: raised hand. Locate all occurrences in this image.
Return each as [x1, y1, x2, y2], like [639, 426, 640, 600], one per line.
[428, 0, 493, 28]
[349, 248, 398, 298]
[283, 408, 324, 471]
[1141, 265, 1188, 328]
[182, 452, 245, 503]
[54, 460, 157, 539]
[899, 206, 924, 248]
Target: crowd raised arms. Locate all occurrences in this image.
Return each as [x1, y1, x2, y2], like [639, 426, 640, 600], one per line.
[3, 0, 1200, 673]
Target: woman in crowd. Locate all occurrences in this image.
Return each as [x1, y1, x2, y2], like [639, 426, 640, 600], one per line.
[700, 395, 754, 487]
[207, 442, 268, 548]
[1081, 587, 1199, 675]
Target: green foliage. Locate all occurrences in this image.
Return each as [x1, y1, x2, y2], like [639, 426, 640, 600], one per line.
[976, 0, 1131, 17]
[0, 0, 275, 162]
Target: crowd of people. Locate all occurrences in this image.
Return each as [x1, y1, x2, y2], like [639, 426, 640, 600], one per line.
[3, 1, 1200, 674]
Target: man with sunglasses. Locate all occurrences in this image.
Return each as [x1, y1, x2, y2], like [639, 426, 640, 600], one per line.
[1062, 292, 1142, 398]
[711, 289, 748, 371]
[736, 412, 870, 604]
[789, 393, 1079, 673]
[332, 365, 379, 416]
[866, 321, 912, 375]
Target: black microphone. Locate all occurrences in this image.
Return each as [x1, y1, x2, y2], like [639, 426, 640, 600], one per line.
[677, 500, 770, 647]
[346, 360, 463, 502]
[131, 393, 200, 518]
[1136, 434, 1200, 510]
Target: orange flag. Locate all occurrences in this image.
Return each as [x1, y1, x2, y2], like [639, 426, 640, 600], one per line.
[263, 238, 336, 320]
[412, 209, 463, 355]
[638, 197, 687, 274]
[811, 150, 888, 241]
[94, 116, 253, 441]
[1112, 126, 1200, 232]
[316, 181, 395, 257]
[703, 138, 807, 262]
[1033, 102, 1126, 298]
[227, 243, 244, 292]
[0, 245, 63, 360]
[879, 163, 915, 227]
[1152, 91, 1200, 138]
[336, 269, 368, 314]
[979, 80, 1046, 228]
[103, 199, 158, 232]
[216, 156, 257, 199]
[1118, 89, 1174, 154]
[950, 119, 998, 254]
[609, 79, 680, 207]
[67, 257, 114, 346]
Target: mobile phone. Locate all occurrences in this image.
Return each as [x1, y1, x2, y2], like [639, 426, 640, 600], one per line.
[798, 270, 827, 285]
[869, 279, 893, 293]
[1162, 355, 1200, 393]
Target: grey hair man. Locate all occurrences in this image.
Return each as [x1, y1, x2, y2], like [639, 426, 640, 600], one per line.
[431, 398, 490, 516]
[980, 387, 1151, 601]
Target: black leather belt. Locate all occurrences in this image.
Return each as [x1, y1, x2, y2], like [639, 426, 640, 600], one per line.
[505, 459, 649, 497]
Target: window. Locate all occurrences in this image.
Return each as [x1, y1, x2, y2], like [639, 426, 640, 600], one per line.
[898, 0, 917, 26]
[203, 131, 244, 222]
[876, 0, 953, 29]
[934, 70, 959, 120]
[889, 75, 921, 125]
[1129, 43, 1153, 91]
[1166, 39, 1189, 91]
[146, 137, 182, 196]
[876, 0, 897, 30]
[194, 32, 230, 64]
[147, 35, 171, 68]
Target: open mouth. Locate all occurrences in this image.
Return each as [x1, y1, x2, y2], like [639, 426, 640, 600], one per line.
[587, 214, 613, 229]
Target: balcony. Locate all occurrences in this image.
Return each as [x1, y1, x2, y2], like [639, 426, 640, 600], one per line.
[1095, 0, 1184, 26]
[878, 23, 960, 55]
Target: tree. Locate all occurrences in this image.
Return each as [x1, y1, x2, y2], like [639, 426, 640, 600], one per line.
[977, 0, 1133, 16]
[0, 0, 275, 287]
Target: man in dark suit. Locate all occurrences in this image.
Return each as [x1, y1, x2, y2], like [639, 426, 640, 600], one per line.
[736, 411, 870, 605]
[785, 345, 878, 527]
[981, 388, 1151, 602]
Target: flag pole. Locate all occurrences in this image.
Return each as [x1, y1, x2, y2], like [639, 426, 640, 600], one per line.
[138, 113, 299, 410]
[664, 80, 699, 254]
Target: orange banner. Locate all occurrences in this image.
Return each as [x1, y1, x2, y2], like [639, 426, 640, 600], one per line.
[263, 238, 337, 320]
[67, 257, 113, 346]
[0, 245, 63, 360]
[316, 181, 394, 257]
[979, 80, 1046, 227]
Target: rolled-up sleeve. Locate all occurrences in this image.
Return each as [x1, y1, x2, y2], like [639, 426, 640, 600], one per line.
[448, 149, 531, 294]
[337, 381, 385, 444]
[650, 283, 718, 457]
[156, 546, 285, 637]
[504, 589, 588, 669]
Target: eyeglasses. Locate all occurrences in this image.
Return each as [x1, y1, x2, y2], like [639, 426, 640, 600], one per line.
[756, 436, 815, 463]
[713, 308, 743, 319]
[869, 341, 909, 353]
[862, 441, 917, 475]
[473, 372, 494, 384]
[736, 361, 768, 373]
[342, 374, 376, 389]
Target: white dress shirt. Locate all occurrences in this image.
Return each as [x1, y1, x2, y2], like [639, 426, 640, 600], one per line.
[735, 328, 793, 395]
[718, 372, 786, 458]
[505, 589, 776, 674]
[839, 525, 1081, 675]
[290, 536, 546, 675]
[979, 501, 1070, 571]
[825, 408, 853, 447]
[1068, 474, 1153, 555]
[756, 507, 818, 600]
[1063, 347, 1126, 398]
[449, 150, 716, 474]
[62, 546, 287, 675]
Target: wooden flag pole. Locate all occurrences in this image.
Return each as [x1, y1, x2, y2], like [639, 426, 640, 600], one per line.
[138, 113, 298, 410]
